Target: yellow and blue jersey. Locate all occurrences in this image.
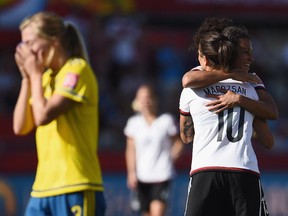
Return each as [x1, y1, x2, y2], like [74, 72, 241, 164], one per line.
[31, 58, 104, 197]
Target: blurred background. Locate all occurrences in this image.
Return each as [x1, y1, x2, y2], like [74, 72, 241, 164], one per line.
[0, 0, 288, 215]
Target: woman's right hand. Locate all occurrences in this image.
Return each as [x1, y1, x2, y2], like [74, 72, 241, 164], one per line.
[127, 173, 138, 190]
[15, 43, 29, 79]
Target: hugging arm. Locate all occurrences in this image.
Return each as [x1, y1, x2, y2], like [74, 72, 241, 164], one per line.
[253, 117, 275, 149]
[182, 69, 278, 120]
[206, 88, 278, 120]
[182, 69, 260, 88]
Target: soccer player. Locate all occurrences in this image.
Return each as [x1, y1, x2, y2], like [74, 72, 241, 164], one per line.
[182, 18, 278, 120]
[13, 12, 106, 215]
[125, 84, 184, 216]
[179, 30, 273, 215]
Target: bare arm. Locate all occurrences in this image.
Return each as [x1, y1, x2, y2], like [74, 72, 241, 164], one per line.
[13, 44, 35, 135]
[13, 78, 35, 135]
[206, 89, 278, 120]
[179, 115, 194, 144]
[170, 134, 184, 161]
[125, 137, 137, 190]
[183, 69, 277, 120]
[253, 117, 275, 149]
[254, 88, 278, 120]
[29, 73, 75, 126]
[16, 40, 76, 126]
[182, 69, 260, 88]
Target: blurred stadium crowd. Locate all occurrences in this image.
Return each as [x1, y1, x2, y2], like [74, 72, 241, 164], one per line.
[1, 1, 288, 215]
[0, 0, 288, 171]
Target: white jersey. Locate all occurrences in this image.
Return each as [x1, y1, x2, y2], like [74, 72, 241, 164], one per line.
[124, 113, 178, 182]
[179, 78, 260, 175]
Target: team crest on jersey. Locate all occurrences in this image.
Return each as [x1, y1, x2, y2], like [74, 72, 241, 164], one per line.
[63, 73, 79, 89]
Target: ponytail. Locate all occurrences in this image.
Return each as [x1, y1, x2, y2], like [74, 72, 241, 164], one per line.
[217, 38, 235, 71]
[62, 22, 89, 62]
[199, 32, 236, 71]
[20, 12, 90, 63]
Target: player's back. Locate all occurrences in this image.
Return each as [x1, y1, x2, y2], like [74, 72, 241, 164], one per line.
[180, 79, 259, 175]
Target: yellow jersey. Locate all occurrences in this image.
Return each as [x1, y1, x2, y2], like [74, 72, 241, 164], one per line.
[31, 58, 104, 197]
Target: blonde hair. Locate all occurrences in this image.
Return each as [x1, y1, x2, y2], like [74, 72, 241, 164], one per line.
[20, 12, 89, 62]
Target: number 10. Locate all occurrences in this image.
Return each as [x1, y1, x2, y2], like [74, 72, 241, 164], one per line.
[217, 107, 245, 142]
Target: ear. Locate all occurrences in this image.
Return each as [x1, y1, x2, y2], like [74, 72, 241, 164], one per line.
[198, 49, 208, 65]
[203, 55, 209, 65]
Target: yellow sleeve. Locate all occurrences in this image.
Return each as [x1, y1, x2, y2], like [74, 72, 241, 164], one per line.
[54, 58, 89, 103]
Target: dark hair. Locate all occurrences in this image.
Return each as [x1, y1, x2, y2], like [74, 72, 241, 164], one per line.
[222, 25, 250, 44]
[133, 83, 159, 115]
[222, 26, 251, 68]
[199, 31, 236, 71]
[192, 17, 234, 51]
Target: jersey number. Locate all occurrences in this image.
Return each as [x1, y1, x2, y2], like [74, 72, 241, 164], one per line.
[71, 205, 82, 216]
[217, 107, 245, 142]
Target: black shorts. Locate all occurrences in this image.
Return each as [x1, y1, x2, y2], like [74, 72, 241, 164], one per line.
[184, 171, 269, 216]
[137, 180, 171, 212]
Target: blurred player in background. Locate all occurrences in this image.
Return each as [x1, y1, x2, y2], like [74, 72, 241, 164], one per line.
[125, 83, 184, 216]
[13, 11, 105, 216]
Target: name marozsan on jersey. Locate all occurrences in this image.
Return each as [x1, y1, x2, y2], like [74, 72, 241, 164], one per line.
[179, 76, 260, 176]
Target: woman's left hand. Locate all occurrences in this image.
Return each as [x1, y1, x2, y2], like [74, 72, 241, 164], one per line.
[15, 42, 45, 77]
[206, 90, 240, 113]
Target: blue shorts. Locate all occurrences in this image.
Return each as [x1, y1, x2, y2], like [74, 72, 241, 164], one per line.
[25, 190, 106, 216]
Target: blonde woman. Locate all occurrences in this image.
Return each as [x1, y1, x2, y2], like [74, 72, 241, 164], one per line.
[13, 12, 105, 215]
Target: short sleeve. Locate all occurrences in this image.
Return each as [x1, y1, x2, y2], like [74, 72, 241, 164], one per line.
[166, 114, 179, 136]
[124, 117, 135, 138]
[55, 58, 90, 103]
[250, 82, 266, 90]
[179, 88, 192, 116]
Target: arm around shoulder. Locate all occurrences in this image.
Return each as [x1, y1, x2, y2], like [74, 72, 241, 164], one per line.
[236, 89, 278, 120]
[255, 88, 278, 120]
[182, 69, 230, 88]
